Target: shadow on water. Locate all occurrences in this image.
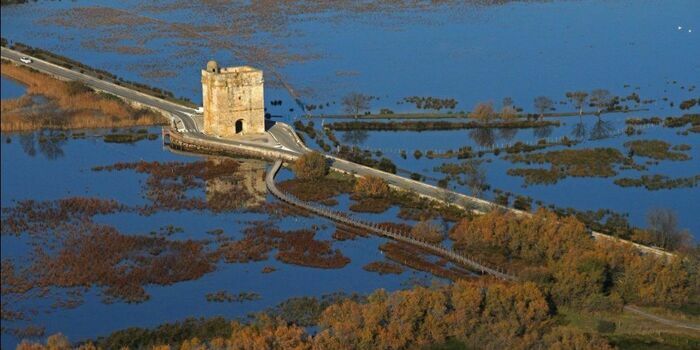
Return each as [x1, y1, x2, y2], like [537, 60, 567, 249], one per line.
[570, 118, 587, 140]
[469, 128, 495, 148]
[589, 117, 615, 140]
[17, 130, 66, 160]
[498, 128, 518, 142]
[341, 129, 369, 145]
[532, 125, 553, 139]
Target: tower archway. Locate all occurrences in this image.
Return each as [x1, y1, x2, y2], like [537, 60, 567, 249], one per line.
[235, 119, 244, 134]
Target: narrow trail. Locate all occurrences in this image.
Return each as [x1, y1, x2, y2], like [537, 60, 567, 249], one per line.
[264, 160, 516, 281]
[624, 305, 700, 332]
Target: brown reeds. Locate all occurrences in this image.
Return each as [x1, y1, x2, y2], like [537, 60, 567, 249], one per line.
[379, 242, 473, 281]
[1, 62, 166, 132]
[221, 222, 350, 269]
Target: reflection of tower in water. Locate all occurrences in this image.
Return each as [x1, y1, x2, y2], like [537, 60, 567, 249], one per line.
[205, 157, 267, 210]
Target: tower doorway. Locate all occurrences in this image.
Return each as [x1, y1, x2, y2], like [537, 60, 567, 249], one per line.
[235, 119, 244, 134]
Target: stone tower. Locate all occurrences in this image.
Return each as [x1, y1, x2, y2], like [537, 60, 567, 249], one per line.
[201, 60, 265, 137]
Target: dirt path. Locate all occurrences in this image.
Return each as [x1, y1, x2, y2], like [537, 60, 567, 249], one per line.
[624, 305, 700, 332]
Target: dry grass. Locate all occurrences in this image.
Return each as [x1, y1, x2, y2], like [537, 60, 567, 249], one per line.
[1, 62, 166, 132]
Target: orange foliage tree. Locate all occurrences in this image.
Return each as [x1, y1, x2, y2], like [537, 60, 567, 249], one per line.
[291, 152, 328, 181]
[410, 219, 445, 244]
[353, 175, 390, 198]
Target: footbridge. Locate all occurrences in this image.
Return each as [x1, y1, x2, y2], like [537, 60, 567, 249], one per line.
[0, 47, 673, 263]
[265, 160, 516, 280]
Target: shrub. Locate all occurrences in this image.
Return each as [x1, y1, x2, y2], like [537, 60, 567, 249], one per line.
[377, 157, 397, 174]
[596, 320, 617, 334]
[292, 152, 328, 181]
[354, 175, 390, 198]
[411, 219, 445, 243]
[513, 195, 532, 211]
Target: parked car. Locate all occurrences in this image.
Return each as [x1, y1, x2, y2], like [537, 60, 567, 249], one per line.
[19, 56, 33, 64]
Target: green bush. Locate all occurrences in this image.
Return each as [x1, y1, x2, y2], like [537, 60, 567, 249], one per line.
[596, 320, 616, 334]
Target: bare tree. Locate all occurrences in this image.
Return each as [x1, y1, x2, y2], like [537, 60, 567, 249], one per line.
[647, 208, 691, 251]
[342, 92, 371, 119]
[590, 89, 611, 115]
[566, 91, 588, 117]
[502, 96, 514, 108]
[533, 96, 553, 119]
[459, 160, 487, 198]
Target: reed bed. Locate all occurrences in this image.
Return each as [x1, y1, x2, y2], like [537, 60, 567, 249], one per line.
[1, 62, 166, 132]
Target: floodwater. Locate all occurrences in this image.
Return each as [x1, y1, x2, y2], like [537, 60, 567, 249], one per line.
[1, 76, 26, 99]
[0, 124, 435, 348]
[1, 0, 699, 347]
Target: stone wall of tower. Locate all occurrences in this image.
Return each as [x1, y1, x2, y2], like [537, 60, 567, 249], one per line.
[202, 64, 265, 137]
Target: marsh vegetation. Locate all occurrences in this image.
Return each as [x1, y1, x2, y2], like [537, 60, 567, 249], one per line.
[1, 62, 165, 132]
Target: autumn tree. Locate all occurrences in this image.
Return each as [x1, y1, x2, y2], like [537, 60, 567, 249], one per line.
[533, 96, 553, 119]
[450, 208, 591, 263]
[411, 219, 445, 243]
[342, 92, 372, 118]
[354, 175, 390, 198]
[552, 249, 610, 307]
[607, 243, 691, 307]
[460, 281, 551, 349]
[500, 105, 518, 120]
[227, 315, 311, 350]
[565, 91, 588, 117]
[16, 334, 72, 350]
[315, 287, 450, 349]
[292, 152, 328, 181]
[470, 102, 495, 123]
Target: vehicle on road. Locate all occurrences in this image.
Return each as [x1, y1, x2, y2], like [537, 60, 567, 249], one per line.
[19, 56, 33, 64]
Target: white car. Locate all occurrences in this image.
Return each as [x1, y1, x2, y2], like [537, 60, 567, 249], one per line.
[19, 56, 33, 64]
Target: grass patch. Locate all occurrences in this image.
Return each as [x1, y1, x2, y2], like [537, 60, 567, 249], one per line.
[506, 148, 627, 185]
[103, 133, 149, 143]
[625, 140, 691, 161]
[607, 333, 700, 350]
[278, 173, 354, 202]
[614, 174, 700, 191]
[363, 261, 405, 275]
[204, 291, 260, 303]
[349, 197, 392, 213]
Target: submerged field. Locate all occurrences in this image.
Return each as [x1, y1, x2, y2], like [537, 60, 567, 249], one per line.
[1, 0, 699, 348]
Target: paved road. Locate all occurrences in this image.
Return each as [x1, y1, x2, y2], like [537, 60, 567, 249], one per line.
[1, 47, 301, 158]
[3, 47, 493, 212]
[0, 48, 675, 258]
